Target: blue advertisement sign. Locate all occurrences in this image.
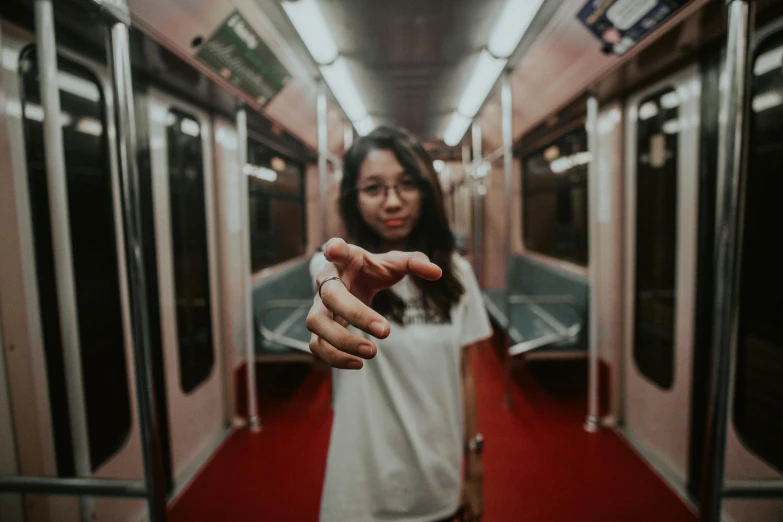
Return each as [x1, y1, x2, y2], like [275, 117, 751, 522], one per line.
[576, 0, 687, 55]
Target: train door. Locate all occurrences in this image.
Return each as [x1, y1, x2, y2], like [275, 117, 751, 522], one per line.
[721, 27, 783, 522]
[0, 27, 145, 522]
[622, 64, 702, 496]
[147, 89, 226, 494]
[0, 312, 24, 522]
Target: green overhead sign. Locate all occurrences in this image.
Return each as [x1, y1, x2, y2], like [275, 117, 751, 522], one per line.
[196, 10, 292, 106]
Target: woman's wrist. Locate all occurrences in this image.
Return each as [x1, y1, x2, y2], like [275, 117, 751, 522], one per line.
[464, 451, 483, 478]
[464, 433, 483, 455]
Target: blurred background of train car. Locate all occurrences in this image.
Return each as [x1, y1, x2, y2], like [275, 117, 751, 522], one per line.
[1, 0, 782, 520]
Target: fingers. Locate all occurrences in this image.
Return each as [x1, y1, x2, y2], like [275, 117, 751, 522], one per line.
[380, 250, 443, 281]
[406, 252, 443, 281]
[309, 333, 363, 370]
[319, 276, 390, 338]
[305, 297, 377, 370]
[323, 237, 363, 272]
[307, 297, 378, 357]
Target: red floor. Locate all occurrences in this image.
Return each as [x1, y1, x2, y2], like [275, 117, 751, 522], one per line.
[168, 335, 698, 522]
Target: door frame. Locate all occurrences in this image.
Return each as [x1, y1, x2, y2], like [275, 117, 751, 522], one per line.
[719, 20, 783, 522]
[0, 21, 144, 522]
[146, 87, 228, 498]
[620, 63, 702, 506]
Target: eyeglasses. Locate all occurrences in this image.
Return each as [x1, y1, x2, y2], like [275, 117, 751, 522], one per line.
[355, 179, 422, 201]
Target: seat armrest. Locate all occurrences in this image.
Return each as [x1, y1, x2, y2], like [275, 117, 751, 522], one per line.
[256, 299, 313, 353]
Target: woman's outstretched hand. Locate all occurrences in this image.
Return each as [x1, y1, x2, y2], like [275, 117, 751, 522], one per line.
[306, 237, 442, 369]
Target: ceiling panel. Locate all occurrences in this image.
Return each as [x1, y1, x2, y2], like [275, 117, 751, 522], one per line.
[314, 0, 508, 139]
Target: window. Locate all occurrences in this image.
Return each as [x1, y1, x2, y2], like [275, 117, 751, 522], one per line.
[522, 126, 589, 265]
[734, 38, 783, 474]
[246, 138, 306, 272]
[165, 109, 215, 394]
[633, 87, 679, 390]
[20, 47, 131, 473]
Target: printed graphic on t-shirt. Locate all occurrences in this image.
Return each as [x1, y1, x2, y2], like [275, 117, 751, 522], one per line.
[400, 297, 449, 326]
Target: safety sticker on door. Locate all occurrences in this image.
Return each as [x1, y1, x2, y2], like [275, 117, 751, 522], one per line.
[576, 0, 687, 56]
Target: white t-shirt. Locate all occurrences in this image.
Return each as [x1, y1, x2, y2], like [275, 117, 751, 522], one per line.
[309, 252, 492, 522]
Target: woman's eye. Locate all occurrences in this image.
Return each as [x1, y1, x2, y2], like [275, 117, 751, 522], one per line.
[400, 179, 418, 189]
[363, 184, 382, 194]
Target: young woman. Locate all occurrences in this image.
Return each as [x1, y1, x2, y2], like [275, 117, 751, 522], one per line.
[306, 126, 492, 522]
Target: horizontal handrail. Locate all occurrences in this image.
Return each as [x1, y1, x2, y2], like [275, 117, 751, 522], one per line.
[257, 299, 313, 316]
[509, 324, 582, 357]
[508, 294, 581, 336]
[482, 145, 504, 164]
[483, 293, 510, 328]
[722, 479, 783, 499]
[256, 299, 313, 354]
[487, 292, 582, 331]
[507, 294, 580, 305]
[0, 475, 146, 498]
[484, 291, 583, 357]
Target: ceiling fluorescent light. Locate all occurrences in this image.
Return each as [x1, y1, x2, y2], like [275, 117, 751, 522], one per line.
[443, 112, 472, 146]
[353, 115, 375, 136]
[488, 0, 546, 58]
[457, 50, 506, 118]
[321, 57, 368, 121]
[282, 0, 338, 65]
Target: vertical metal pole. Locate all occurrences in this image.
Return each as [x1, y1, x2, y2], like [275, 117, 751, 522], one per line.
[471, 123, 483, 285]
[107, 7, 167, 520]
[501, 70, 513, 316]
[584, 95, 601, 433]
[701, 1, 752, 520]
[343, 122, 354, 152]
[34, 3, 93, 520]
[317, 80, 329, 244]
[236, 107, 260, 432]
[460, 142, 470, 239]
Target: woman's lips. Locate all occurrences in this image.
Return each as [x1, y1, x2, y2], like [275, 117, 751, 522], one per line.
[384, 218, 405, 228]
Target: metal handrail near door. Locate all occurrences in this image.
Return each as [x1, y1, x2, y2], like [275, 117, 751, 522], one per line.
[700, 1, 783, 520]
[0, 0, 168, 520]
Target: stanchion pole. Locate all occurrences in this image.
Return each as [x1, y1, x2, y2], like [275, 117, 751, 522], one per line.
[701, 1, 753, 520]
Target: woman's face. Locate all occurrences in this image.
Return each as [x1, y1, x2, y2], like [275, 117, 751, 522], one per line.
[356, 149, 422, 249]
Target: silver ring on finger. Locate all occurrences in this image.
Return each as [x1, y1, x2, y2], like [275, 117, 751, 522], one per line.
[318, 275, 346, 299]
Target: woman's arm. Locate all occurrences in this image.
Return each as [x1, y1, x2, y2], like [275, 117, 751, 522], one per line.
[461, 344, 482, 477]
[461, 344, 484, 520]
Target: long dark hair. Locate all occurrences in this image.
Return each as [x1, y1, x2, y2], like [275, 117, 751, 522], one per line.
[339, 125, 464, 323]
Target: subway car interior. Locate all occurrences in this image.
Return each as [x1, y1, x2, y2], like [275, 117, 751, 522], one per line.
[1, 0, 782, 520]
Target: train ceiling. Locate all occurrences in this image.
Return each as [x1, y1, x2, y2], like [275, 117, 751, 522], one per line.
[302, 0, 512, 139]
[124, 0, 721, 153]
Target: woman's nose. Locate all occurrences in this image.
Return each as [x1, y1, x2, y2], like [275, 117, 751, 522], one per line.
[383, 186, 404, 208]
